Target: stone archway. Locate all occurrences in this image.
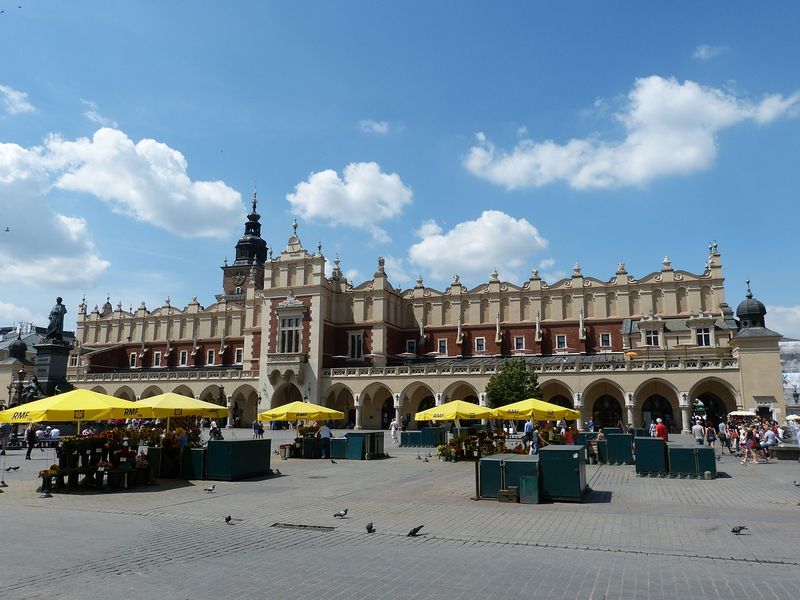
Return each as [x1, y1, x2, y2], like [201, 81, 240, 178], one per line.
[442, 381, 480, 426]
[270, 383, 303, 409]
[549, 395, 573, 409]
[592, 395, 623, 429]
[634, 379, 680, 432]
[114, 386, 135, 401]
[360, 382, 393, 430]
[325, 384, 355, 428]
[582, 379, 624, 429]
[540, 379, 574, 408]
[90, 386, 108, 394]
[400, 382, 435, 430]
[171, 385, 195, 398]
[230, 384, 259, 426]
[140, 385, 163, 399]
[689, 378, 738, 426]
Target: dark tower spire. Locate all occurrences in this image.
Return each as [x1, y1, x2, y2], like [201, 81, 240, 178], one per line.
[234, 189, 267, 266]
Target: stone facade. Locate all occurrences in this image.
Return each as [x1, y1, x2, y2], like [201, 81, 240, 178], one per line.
[67, 200, 785, 431]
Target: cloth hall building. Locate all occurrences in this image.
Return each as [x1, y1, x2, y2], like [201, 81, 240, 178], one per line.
[67, 197, 785, 433]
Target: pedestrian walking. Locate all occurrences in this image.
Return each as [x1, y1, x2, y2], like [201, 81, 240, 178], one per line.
[390, 418, 399, 444]
[24, 423, 38, 460]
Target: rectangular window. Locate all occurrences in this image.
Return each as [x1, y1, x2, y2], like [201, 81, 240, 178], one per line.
[280, 316, 302, 353]
[69, 355, 78, 367]
[179, 350, 188, 366]
[556, 334, 567, 349]
[405, 339, 416, 354]
[348, 332, 363, 359]
[438, 338, 447, 355]
[207, 350, 215, 365]
[153, 352, 162, 367]
[515, 336, 525, 350]
[475, 337, 486, 352]
[645, 330, 660, 347]
[129, 352, 137, 368]
[696, 327, 711, 347]
[600, 333, 612, 347]
[235, 348, 243, 364]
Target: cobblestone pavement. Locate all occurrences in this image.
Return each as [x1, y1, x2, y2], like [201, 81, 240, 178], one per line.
[1, 430, 799, 599]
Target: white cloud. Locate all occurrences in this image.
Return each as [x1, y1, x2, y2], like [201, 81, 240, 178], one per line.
[382, 255, 414, 288]
[416, 219, 442, 238]
[767, 305, 800, 340]
[538, 258, 556, 270]
[0, 301, 37, 325]
[465, 76, 800, 191]
[80, 99, 118, 128]
[408, 210, 548, 283]
[693, 44, 726, 61]
[358, 119, 390, 135]
[42, 128, 242, 237]
[0, 84, 34, 115]
[287, 162, 412, 243]
[344, 268, 361, 281]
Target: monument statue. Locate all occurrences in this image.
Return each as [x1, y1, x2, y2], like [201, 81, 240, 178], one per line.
[45, 296, 67, 340]
[21, 375, 44, 403]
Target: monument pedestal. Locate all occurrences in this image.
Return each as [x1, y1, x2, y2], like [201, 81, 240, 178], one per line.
[33, 342, 71, 396]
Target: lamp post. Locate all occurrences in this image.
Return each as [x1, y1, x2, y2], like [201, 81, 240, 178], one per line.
[12, 368, 26, 406]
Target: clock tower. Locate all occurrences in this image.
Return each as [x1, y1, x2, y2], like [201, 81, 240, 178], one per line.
[221, 190, 268, 297]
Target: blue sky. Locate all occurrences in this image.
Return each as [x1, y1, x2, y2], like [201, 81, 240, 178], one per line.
[2, 2, 799, 337]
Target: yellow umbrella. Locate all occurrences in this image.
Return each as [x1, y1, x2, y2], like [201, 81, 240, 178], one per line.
[414, 399, 493, 422]
[492, 398, 580, 421]
[136, 393, 228, 418]
[0, 388, 142, 432]
[258, 401, 344, 422]
[135, 392, 228, 430]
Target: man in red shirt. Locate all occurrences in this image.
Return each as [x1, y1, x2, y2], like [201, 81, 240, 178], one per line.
[655, 418, 668, 442]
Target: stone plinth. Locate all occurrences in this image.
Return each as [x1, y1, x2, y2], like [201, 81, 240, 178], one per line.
[32, 342, 71, 396]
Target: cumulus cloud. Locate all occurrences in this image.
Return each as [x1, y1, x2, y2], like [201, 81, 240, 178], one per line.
[766, 305, 800, 340]
[38, 128, 242, 237]
[693, 44, 726, 61]
[358, 119, 391, 135]
[81, 99, 119, 128]
[287, 162, 412, 243]
[465, 76, 800, 190]
[0, 301, 37, 325]
[408, 210, 548, 283]
[0, 84, 35, 115]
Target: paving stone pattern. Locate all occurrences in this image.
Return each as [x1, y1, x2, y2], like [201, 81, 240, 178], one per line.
[1, 430, 799, 599]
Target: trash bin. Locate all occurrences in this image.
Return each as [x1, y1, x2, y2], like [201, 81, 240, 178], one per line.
[180, 447, 206, 479]
[330, 438, 347, 460]
[345, 434, 365, 460]
[206, 439, 270, 480]
[420, 427, 446, 447]
[696, 446, 717, 478]
[539, 445, 588, 502]
[597, 439, 608, 464]
[669, 446, 717, 478]
[519, 474, 540, 504]
[479, 454, 514, 498]
[606, 434, 634, 465]
[634, 437, 667, 476]
[302, 437, 321, 459]
[503, 455, 539, 489]
[402, 431, 422, 447]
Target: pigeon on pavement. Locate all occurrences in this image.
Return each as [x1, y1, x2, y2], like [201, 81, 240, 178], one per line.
[5, 466, 20, 471]
[330, 459, 337, 464]
[334, 508, 348, 518]
[407, 525, 424, 537]
[731, 526, 748, 535]
[204, 484, 216, 493]
[225, 515, 232, 524]
[423, 457, 429, 462]
[365, 522, 375, 534]
[275, 469, 281, 476]
[793, 481, 800, 487]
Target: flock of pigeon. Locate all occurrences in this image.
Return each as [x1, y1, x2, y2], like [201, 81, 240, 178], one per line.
[334, 508, 424, 536]
[416, 451, 433, 463]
